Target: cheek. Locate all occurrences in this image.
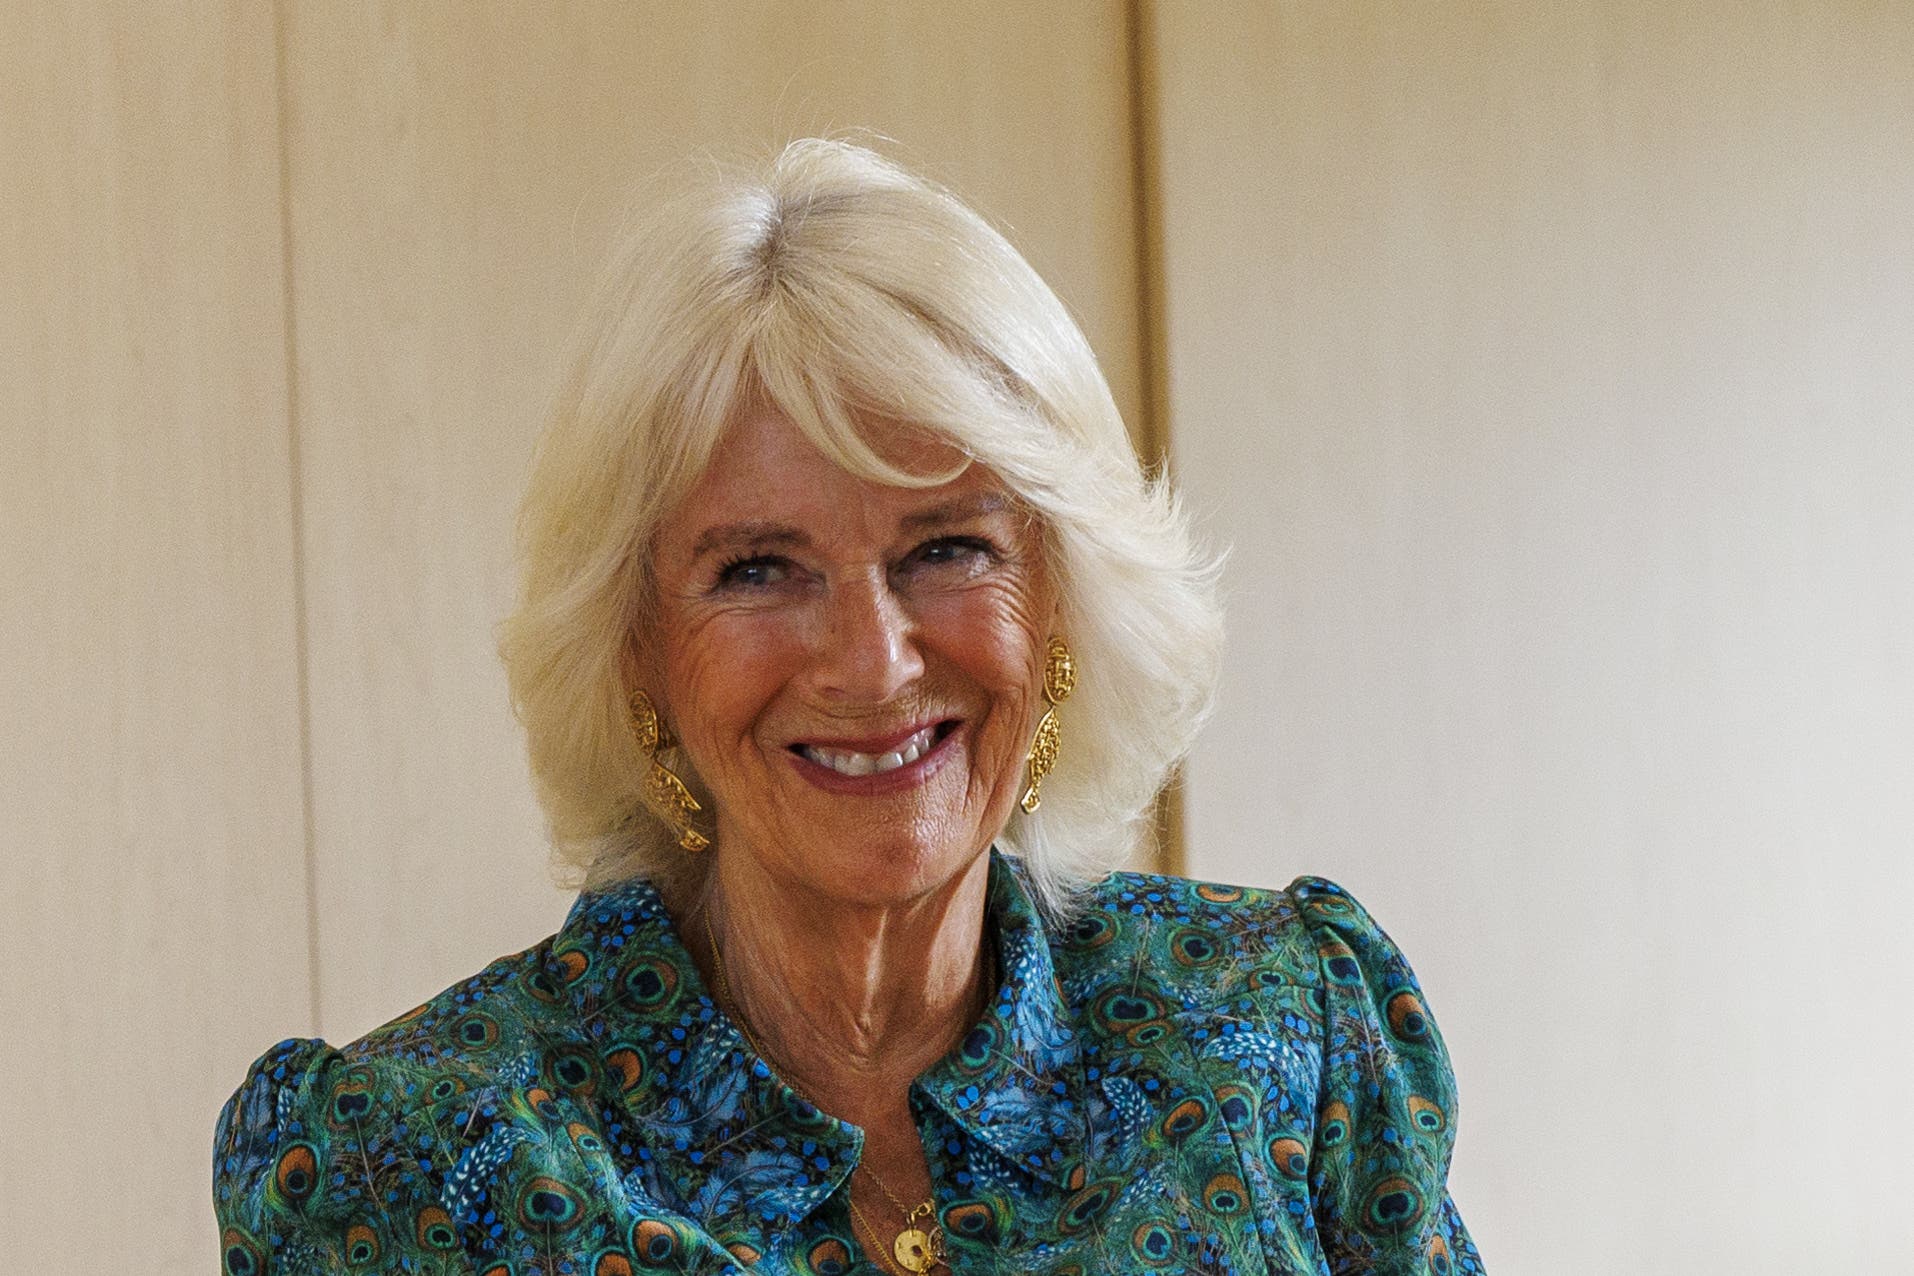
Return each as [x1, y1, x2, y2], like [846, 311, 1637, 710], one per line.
[659, 610, 806, 747]
[919, 589, 1050, 728]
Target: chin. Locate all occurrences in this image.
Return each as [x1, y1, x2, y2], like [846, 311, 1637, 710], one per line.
[791, 827, 991, 905]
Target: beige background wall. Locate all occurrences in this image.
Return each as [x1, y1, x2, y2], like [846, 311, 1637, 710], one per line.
[6, 2, 1909, 1272]
[1152, 2, 1914, 1273]
[273, 0, 1147, 1048]
[3, 2, 1142, 1267]
[2, 6, 313, 1270]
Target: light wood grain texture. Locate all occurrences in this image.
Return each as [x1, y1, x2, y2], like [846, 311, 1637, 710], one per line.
[1153, 2, 1914, 1269]
[0, 4, 311, 1268]
[275, 1, 1145, 1043]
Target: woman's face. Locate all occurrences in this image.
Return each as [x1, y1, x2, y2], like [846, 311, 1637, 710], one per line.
[642, 404, 1056, 907]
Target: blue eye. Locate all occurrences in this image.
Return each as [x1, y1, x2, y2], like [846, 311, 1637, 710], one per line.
[907, 536, 996, 571]
[713, 555, 790, 590]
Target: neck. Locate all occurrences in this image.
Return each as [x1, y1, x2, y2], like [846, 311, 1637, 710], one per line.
[691, 847, 994, 1122]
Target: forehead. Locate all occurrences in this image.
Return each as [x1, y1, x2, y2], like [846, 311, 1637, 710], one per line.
[656, 405, 1011, 556]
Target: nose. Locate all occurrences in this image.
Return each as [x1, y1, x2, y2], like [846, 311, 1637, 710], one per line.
[811, 570, 924, 703]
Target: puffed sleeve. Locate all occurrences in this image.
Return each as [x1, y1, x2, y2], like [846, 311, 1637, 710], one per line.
[212, 1038, 470, 1275]
[1289, 878, 1484, 1275]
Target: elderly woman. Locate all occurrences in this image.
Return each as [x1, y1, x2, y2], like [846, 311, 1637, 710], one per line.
[215, 140, 1481, 1276]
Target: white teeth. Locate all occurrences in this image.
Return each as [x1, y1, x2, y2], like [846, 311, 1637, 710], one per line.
[803, 726, 939, 777]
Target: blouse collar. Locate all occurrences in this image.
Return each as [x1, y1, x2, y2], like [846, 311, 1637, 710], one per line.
[547, 848, 1087, 1227]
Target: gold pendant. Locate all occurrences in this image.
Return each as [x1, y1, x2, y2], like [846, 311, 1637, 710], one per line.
[893, 1227, 936, 1273]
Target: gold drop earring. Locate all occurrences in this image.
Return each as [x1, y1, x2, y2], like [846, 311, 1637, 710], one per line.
[630, 689, 710, 852]
[1020, 636, 1076, 814]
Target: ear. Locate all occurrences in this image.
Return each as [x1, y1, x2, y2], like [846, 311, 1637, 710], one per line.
[1022, 509, 1063, 638]
[620, 628, 657, 709]
[1035, 545, 1065, 641]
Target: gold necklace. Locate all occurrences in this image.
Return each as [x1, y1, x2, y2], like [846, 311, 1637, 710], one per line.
[850, 1191, 945, 1275]
[703, 909, 947, 1274]
[857, 1175, 944, 1274]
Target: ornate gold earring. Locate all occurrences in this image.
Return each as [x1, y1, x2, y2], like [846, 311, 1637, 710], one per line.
[1020, 636, 1076, 814]
[630, 689, 710, 852]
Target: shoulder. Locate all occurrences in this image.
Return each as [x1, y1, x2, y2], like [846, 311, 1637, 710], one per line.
[1049, 870, 1304, 1029]
[212, 937, 576, 1262]
[217, 930, 571, 1127]
[1058, 868, 1357, 975]
[1053, 869, 1438, 1024]
[1280, 875, 1441, 1025]
[343, 934, 574, 1071]
[1036, 866, 1479, 1268]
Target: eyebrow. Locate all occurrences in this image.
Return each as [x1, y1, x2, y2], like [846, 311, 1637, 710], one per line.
[683, 493, 1011, 563]
[686, 522, 809, 562]
[898, 492, 1008, 532]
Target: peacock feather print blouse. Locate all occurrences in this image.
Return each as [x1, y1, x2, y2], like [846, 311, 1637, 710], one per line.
[214, 851, 1482, 1273]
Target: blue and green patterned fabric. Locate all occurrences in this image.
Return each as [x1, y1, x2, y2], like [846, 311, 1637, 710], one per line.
[214, 851, 1482, 1273]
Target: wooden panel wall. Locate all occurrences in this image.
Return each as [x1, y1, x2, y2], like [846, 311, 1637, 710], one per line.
[23, 2, 1910, 1269]
[1, 6, 1146, 1266]
[277, 0, 1145, 1043]
[0, 2, 1156, 1270]
[0, 4, 313, 1269]
[1151, 2, 1914, 1271]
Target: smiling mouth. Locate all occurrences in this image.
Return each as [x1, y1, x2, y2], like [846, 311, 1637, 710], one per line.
[791, 721, 958, 778]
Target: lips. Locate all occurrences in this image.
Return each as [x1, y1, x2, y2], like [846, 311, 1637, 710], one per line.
[790, 720, 958, 779]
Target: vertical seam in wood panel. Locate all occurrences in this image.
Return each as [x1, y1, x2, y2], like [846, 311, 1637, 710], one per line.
[270, 0, 324, 1037]
[1125, 0, 1187, 878]
[1125, 0, 1170, 478]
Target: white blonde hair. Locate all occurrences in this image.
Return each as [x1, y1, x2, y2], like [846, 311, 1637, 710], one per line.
[499, 139, 1223, 917]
